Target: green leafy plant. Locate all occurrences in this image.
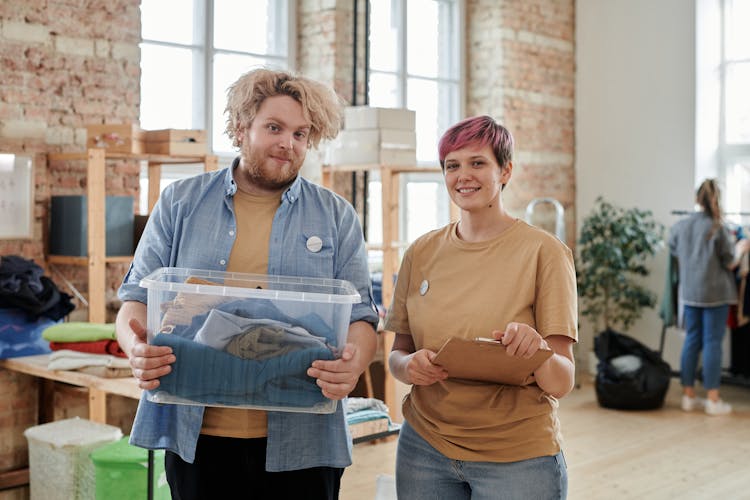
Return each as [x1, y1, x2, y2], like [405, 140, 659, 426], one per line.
[577, 197, 665, 333]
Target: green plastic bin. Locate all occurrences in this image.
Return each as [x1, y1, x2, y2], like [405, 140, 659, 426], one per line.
[90, 437, 169, 500]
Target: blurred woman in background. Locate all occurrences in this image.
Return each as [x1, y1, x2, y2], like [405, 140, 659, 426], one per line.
[669, 178, 749, 416]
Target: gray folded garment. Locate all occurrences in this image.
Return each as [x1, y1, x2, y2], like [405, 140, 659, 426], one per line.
[192, 309, 330, 359]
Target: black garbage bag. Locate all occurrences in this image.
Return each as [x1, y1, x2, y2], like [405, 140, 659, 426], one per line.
[594, 329, 671, 410]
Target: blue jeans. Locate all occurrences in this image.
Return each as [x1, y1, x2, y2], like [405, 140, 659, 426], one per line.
[680, 304, 729, 390]
[395, 421, 568, 500]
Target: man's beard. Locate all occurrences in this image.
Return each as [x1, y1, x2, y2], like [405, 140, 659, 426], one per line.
[241, 146, 303, 192]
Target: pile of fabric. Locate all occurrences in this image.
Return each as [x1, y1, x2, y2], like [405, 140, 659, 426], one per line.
[345, 397, 398, 441]
[0, 255, 75, 358]
[42, 322, 131, 378]
[0, 255, 74, 321]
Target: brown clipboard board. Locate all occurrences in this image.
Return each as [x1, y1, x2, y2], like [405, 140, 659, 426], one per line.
[432, 337, 553, 385]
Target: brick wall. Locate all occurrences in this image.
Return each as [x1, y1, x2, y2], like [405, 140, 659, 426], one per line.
[467, 0, 576, 244]
[0, 0, 141, 318]
[0, 0, 141, 480]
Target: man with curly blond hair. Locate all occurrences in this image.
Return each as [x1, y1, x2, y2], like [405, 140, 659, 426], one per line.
[116, 68, 379, 499]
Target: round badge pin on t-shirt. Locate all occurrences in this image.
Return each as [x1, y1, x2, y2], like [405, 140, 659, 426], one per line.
[306, 236, 323, 253]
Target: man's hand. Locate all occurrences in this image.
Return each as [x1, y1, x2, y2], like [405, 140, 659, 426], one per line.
[307, 343, 366, 400]
[127, 318, 175, 390]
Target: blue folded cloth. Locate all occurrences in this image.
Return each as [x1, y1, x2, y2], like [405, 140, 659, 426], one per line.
[149, 333, 335, 409]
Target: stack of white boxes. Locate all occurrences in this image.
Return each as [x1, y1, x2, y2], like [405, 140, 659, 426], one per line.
[327, 106, 417, 166]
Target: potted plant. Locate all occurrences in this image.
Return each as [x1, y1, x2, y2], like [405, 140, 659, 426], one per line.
[577, 197, 665, 332]
[576, 197, 670, 409]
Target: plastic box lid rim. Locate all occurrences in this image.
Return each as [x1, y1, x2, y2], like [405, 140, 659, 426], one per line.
[139, 267, 362, 304]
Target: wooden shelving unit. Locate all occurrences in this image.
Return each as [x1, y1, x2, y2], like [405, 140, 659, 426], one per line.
[321, 163, 457, 310]
[321, 163, 458, 421]
[47, 148, 218, 323]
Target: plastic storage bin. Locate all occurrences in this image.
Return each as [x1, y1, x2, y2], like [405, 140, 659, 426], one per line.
[90, 436, 169, 500]
[140, 267, 361, 413]
[24, 418, 122, 500]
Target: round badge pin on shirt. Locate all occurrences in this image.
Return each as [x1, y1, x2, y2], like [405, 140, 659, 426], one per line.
[306, 236, 323, 253]
[419, 279, 429, 295]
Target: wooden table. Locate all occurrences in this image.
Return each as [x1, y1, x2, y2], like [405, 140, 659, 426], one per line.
[0, 354, 141, 424]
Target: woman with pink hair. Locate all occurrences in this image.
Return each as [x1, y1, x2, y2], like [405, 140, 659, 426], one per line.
[385, 115, 578, 499]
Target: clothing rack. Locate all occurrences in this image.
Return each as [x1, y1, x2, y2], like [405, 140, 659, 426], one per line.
[670, 209, 750, 217]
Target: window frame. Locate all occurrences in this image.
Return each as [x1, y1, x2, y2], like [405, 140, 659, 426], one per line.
[366, 0, 464, 246]
[719, 0, 750, 220]
[139, 0, 296, 167]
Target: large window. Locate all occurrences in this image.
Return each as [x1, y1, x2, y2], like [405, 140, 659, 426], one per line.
[368, 0, 462, 164]
[139, 0, 293, 210]
[366, 0, 462, 247]
[140, 0, 293, 157]
[720, 0, 750, 221]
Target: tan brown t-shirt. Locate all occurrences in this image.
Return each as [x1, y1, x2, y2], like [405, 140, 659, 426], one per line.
[200, 187, 282, 438]
[384, 220, 578, 462]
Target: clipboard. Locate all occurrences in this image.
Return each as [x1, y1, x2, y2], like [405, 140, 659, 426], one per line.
[432, 337, 553, 385]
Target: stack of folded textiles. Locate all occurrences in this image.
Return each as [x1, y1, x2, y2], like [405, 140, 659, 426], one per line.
[345, 397, 399, 440]
[42, 322, 131, 378]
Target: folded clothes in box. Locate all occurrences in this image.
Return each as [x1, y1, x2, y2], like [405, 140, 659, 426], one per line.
[140, 267, 362, 413]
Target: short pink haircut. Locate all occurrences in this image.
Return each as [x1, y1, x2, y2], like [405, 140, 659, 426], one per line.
[438, 115, 514, 170]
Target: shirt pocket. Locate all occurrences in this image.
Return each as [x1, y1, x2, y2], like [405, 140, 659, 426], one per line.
[298, 232, 335, 278]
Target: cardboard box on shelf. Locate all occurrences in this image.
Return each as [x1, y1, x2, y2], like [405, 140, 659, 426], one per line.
[344, 106, 416, 131]
[144, 129, 207, 155]
[326, 146, 417, 166]
[338, 129, 416, 150]
[326, 129, 417, 166]
[86, 124, 145, 154]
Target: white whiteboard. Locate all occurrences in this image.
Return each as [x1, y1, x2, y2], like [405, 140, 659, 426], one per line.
[0, 154, 33, 239]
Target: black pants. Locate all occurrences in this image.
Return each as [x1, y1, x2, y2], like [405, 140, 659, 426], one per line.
[165, 435, 344, 500]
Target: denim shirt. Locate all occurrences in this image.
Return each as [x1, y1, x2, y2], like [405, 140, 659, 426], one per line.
[118, 159, 378, 470]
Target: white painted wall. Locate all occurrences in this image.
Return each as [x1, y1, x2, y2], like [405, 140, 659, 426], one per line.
[576, 0, 698, 370]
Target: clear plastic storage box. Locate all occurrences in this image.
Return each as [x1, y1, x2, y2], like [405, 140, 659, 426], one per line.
[140, 267, 361, 413]
[24, 417, 123, 500]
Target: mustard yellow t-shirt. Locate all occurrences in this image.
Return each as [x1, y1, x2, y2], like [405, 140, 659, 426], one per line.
[200, 187, 282, 438]
[384, 220, 578, 462]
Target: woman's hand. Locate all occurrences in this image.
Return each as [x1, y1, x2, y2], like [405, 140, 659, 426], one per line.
[495, 324, 576, 398]
[405, 349, 448, 386]
[493, 322, 549, 358]
[389, 333, 447, 385]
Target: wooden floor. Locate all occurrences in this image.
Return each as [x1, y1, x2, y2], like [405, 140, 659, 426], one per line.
[341, 376, 750, 500]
